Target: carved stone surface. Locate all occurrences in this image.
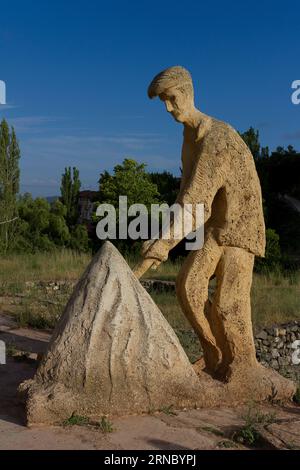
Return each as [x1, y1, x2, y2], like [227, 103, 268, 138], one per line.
[21, 242, 204, 425]
[136, 65, 296, 391]
[22, 67, 296, 425]
[21, 243, 295, 425]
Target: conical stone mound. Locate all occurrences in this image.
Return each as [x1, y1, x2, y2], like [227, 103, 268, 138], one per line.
[21, 242, 206, 425]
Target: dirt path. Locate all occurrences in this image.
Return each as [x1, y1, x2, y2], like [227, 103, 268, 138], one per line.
[1, 312, 300, 450]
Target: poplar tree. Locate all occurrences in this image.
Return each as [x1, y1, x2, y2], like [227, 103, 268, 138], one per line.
[0, 119, 20, 253]
[60, 166, 81, 226]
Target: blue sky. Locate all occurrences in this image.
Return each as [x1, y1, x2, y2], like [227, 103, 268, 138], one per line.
[0, 0, 299, 196]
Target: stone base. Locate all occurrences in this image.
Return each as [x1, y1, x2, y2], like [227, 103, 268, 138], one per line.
[20, 360, 296, 426]
[193, 359, 296, 406]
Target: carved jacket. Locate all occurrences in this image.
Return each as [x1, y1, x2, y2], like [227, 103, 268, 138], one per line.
[175, 116, 266, 257]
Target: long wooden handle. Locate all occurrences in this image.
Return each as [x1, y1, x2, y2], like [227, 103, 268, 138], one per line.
[133, 258, 158, 279]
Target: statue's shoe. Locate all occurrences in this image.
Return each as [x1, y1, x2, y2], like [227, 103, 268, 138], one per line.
[223, 361, 296, 403]
[192, 358, 296, 406]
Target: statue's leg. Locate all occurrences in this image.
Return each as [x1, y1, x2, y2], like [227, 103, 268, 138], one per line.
[175, 236, 223, 373]
[213, 246, 257, 379]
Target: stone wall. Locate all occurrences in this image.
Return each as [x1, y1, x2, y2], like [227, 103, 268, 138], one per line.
[254, 321, 300, 370]
[141, 279, 175, 293]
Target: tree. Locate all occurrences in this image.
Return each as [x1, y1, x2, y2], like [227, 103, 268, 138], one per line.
[260, 146, 269, 158]
[239, 127, 260, 159]
[17, 196, 54, 252]
[60, 167, 81, 227]
[0, 119, 20, 253]
[48, 200, 70, 246]
[287, 145, 297, 155]
[17, 195, 71, 252]
[69, 224, 89, 252]
[275, 146, 285, 155]
[149, 171, 180, 206]
[254, 143, 300, 265]
[98, 158, 160, 208]
[96, 158, 160, 254]
[255, 228, 281, 272]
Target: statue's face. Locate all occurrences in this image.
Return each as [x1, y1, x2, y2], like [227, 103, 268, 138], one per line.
[159, 87, 193, 123]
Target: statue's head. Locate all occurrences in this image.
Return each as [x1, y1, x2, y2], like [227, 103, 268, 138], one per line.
[148, 66, 195, 123]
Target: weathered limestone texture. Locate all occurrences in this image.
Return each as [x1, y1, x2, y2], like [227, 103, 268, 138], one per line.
[22, 67, 296, 425]
[21, 242, 205, 425]
[136, 65, 296, 394]
[22, 242, 295, 425]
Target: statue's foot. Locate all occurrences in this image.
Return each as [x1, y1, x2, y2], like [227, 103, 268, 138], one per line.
[192, 358, 296, 406]
[222, 361, 296, 403]
[193, 354, 222, 380]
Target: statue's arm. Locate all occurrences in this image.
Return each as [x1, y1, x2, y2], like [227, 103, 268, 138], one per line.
[141, 147, 229, 263]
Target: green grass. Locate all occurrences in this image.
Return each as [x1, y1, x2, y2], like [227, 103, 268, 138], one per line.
[6, 286, 72, 330]
[294, 385, 300, 405]
[241, 403, 277, 427]
[233, 426, 260, 446]
[62, 414, 114, 432]
[0, 249, 90, 286]
[160, 405, 177, 416]
[6, 343, 18, 357]
[63, 414, 90, 426]
[232, 403, 277, 447]
[15, 304, 61, 330]
[217, 440, 238, 448]
[96, 416, 114, 433]
[251, 269, 300, 327]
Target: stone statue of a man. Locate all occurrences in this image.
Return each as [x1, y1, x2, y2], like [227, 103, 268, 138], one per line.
[136, 66, 266, 381]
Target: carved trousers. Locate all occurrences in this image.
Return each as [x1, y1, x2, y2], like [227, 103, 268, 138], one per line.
[176, 235, 257, 377]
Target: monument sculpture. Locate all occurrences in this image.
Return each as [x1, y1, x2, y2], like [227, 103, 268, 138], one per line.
[21, 67, 296, 426]
[135, 66, 266, 381]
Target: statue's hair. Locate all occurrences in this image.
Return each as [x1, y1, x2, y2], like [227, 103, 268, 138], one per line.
[148, 66, 194, 99]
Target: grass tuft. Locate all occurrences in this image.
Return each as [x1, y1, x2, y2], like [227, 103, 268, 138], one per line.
[232, 403, 277, 447]
[294, 385, 300, 405]
[160, 405, 177, 416]
[63, 414, 90, 426]
[96, 416, 114, 433]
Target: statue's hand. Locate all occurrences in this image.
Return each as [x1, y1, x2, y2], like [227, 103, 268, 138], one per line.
[133, 239, 169, 279]
[133, 257, 161, 279]
[141, 239, 169, 262]
[141, 239, 155, 256]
